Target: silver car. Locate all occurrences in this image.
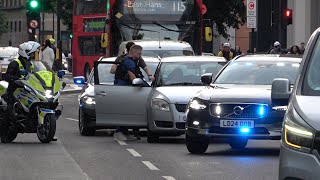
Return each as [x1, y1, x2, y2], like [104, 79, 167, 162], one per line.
[0, 47, 19, 73]
[83, 56, 226, 143]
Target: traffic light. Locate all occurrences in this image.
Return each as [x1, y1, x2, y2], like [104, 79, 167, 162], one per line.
[285, 9, 293, 25]
[26, 0, 41, 19]
[69, 33, 73, 39]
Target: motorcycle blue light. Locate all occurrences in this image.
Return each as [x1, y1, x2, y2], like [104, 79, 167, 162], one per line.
[240, 128, 250, 133]
[76, 80, 83, 84]
[258, 106, 265, 116]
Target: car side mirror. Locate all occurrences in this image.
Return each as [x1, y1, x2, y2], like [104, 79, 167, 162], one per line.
[132, 78, 144, 87]
[74, 76, 85, 86]
[271, 78, 291, 106]
[201, 73, 213, 85]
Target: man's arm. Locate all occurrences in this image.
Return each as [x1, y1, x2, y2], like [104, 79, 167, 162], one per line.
[143, 67, 155, 81]
[3, 61, 20, 82]
[110, 64, 118, 74]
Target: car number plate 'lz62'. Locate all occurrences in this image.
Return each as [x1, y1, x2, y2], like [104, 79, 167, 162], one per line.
[220, 120, 254, 128]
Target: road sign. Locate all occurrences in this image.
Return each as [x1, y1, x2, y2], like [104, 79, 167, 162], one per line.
[247, 16, 256, 28]
[29, 19, 39, 29]
[201, 4, 207, 15]
[247, 0, 257, 17]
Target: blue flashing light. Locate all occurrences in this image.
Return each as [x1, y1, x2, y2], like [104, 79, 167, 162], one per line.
[76, 80, 83, 84]
[258, 106, 265, 116]
[240, 128, 250, 133]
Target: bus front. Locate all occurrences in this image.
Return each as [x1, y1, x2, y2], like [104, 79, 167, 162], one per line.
[73, 0, 107, 77]
[108, 0, 203, 57]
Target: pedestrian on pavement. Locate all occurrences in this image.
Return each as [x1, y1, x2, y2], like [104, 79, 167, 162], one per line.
[39, 39, 55, 71]
[49, 38, 57, 71]
[113, 45, 145, 141]
[235, 45, 243, 56]
[269, 41, 283, 54]
[300, 42, 305, 54]
[288, 45, 302, 55]
[218, 43, 233, 61]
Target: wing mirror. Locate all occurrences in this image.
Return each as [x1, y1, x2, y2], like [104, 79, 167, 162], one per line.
[132, 78, 145, 87]
[271, 78, 291, 106]
[201, 73, 213, 85]
[58, 70, 65, 78]
[74, 76, 85, 86]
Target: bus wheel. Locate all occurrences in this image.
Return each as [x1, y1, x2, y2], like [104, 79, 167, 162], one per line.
[84, 64, 90, 81]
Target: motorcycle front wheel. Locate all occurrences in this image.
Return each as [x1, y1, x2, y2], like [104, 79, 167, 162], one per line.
[37, 114, 56, 143]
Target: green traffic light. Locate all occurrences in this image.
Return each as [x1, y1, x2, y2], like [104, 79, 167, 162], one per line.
[69, 34, 73, 39]
[30, 0, 38, 8]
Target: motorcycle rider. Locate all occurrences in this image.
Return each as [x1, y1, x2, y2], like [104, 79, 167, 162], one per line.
[1, 41, 41, 142]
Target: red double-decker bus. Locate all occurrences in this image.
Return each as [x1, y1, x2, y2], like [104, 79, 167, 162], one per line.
[73, 0, 206, 78]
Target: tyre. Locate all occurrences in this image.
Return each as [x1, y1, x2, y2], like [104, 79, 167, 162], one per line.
[37, 114, 56, 143]
[1, 124, 17, 143]
[79, 109, 95, 136]
[147, 131, 159, 143]
[84, 65, 90, 81]
[229, 137, 248, 150]
[186, 134, 209, 154]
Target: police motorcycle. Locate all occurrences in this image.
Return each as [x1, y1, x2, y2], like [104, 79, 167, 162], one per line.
[0, 61, 66, 143]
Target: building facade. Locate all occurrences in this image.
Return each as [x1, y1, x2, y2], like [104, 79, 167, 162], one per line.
[0, 0, 69, 53]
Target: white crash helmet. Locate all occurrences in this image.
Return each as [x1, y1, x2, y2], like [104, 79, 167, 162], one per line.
[18, 41, 40, 61]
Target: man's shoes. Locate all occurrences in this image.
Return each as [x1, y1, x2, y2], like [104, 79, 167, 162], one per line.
[125, 134, 138, 141]
[52, 136, 58, 141]
[114, 132, 127, 141]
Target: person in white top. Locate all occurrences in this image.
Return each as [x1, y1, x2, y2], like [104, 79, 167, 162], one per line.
[39, 39, 55, 71]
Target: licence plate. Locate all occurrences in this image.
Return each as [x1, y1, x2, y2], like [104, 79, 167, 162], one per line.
[220, 120, 254, 128]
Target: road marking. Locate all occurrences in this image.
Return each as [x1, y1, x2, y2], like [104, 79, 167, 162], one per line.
[127, 149, 141, 157]
[115, 139, 127, 145]
[66, 118, 78, 122]
[142, 161, 159, 171]
[162, 176, 175, 180]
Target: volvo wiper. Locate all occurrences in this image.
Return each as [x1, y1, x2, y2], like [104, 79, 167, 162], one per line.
[152, 21, 185, 33]
[165, 82, 203, 86]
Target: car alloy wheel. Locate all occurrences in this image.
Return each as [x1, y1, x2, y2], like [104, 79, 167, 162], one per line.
[79, 109, 95, 136]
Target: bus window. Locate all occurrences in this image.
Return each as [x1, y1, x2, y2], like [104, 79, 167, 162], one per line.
[78, 36, 106, 56]
[74, 0, 106, 15]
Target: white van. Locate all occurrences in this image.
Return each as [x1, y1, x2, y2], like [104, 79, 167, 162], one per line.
[0, 47, 19, 72]
[117, 40, 194, 58]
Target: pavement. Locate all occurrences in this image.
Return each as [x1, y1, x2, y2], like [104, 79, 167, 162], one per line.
[0, 94, 281, 180]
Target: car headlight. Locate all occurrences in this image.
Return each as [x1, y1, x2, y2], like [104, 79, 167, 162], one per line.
[84, 96, 95, 105]
[283, 113, 314, 150]
[189, 99, 207, 110]
[151, 99, 170, 111]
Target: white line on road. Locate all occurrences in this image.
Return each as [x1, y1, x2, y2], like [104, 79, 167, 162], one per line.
[66, 118, 78, 122]
[127, 149, 142, 157]
[142, 161, 159, 171]
[162, 176, 176, 180]
[115, 139, 127, 145]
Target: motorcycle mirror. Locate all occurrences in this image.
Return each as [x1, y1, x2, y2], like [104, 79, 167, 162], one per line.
[58, 70, 65, 78]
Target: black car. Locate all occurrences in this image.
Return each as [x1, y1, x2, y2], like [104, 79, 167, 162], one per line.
[185, 54, 302, 154]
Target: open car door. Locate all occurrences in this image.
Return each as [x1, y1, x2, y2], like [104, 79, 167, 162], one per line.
[93, 60, 152, 128]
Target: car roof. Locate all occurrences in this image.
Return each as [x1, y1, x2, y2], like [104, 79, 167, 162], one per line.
[120, 40, 193, 50]
[234, 54, 302, 63]
[160, 56, 227, 63]
[100, 56, 160, 63]
[0, 47, 19, 57]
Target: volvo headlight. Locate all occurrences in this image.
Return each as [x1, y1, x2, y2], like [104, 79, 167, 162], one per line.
[284, 113, 314, 150]
[45, 90, 53, 98]
[151, 99, 170, 111]
[189, 99, 207, 110]
[84, 96, 95, 105]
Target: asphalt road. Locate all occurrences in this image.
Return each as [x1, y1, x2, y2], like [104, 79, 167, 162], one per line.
[0, 93, 281, 180]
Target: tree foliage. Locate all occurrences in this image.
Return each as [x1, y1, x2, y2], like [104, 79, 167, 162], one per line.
[0, 10, 8, 37]
[204, 0, 246, 38]
[43, 0, 72, 31]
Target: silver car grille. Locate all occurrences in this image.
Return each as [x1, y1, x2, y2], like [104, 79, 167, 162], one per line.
[175, 104, 187, 112]
[209, 103, 268, 119]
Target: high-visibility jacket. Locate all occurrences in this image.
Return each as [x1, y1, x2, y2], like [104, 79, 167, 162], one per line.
[15, 59, 34, 77]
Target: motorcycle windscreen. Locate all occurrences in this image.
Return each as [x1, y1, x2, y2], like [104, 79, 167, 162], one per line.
[94, 61, 151, 127]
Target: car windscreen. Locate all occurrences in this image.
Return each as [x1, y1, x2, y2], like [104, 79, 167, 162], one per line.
[214, 61, 300, 85]
[91, 61, 159, 85]
[157, 61, 225, 86]
[142, 50, 194, 58]
[302, 38, 320, 95]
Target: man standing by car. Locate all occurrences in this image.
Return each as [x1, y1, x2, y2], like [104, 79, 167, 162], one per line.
[110, 42, 155, 82]
[113, 45, 144, 140]
[218, 43, 233, 61]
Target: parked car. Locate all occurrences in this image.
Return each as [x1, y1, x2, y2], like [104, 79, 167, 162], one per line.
[74, 56, 226, 143]
[185, 54, 302, 154]
[278, 27, 320, 180]
[0, 46, 19, 73]
[117, 40, 194, 58]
